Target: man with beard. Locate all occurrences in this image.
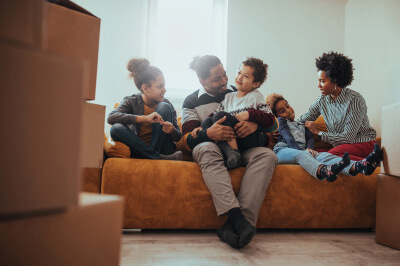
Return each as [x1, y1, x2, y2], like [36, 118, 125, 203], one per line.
[181, 55, 277, 249]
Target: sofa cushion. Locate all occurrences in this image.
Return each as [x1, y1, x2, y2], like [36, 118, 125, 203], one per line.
[101, 158, 379, 229]
[104, 133, 131, 158]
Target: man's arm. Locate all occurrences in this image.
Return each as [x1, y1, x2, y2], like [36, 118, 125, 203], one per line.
[183, 116, 236, 150]
[182, 107, 235, 150]
[181, 105, 209, 150]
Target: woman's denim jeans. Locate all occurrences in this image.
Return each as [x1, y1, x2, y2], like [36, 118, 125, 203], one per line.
[109, 102, 175, 159]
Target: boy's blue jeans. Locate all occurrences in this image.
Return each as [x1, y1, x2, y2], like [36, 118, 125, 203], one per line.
[109, 102, 175, 159]
[276, 148, 356, 179]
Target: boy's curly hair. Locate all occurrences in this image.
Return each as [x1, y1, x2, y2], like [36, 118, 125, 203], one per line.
[266, 92, 286, 116]
[316, 51, 354, 88]
[241, 57, 268, 88]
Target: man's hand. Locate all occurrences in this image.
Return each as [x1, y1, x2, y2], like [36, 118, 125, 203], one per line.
[161, 121, 174, 134]
[206, 116, 236, 141]
[235, 111, 249, 122]
[305, 121, 319, 135]
[191, 127, 202, 138]
[234, 120, 258, 138]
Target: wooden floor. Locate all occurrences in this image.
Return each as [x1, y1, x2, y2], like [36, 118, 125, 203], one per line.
[121, 229, 400, 265]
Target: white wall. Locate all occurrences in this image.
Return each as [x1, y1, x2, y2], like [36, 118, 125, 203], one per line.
[345, 0, 400, 136]
[226, 0, 346, 117]
[74, 0, 400, 138]
[74, 0, 148, 135]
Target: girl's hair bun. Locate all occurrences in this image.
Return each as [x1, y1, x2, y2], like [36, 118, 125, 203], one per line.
[126, 58, 163, 92]
[127, 58, 150, 78]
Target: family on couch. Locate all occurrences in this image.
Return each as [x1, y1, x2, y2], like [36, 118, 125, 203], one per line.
[106, 52, 383, 249]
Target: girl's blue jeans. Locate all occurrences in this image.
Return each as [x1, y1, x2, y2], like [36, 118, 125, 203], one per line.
[109, 102, 175, 159]
[276, 148, 356, 179]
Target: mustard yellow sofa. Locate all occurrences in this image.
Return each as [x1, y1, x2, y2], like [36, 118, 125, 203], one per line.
[83, 117, 379, 229]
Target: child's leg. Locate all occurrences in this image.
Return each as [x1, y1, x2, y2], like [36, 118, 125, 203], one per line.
[152, 102, 175, 154]
[351, 143, 383, 175]
[277, 148, 321, 178]
[317, 152, 351, 182]
[277, 149, 350, 182]
[227, 139, 238, 150]
[315, 152, 356, 176]
[110, 123, 161, 159]
[213, 111, 239, 150]
[200, 117, 214, 130]
[148, 102, 182, 160]
[237, 131, 266, 152]
[211, 111, 242, 169]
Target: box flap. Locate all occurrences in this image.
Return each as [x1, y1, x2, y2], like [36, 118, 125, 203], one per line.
[45, 0, 97, 17]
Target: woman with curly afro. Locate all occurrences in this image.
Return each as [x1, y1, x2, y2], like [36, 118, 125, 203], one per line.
[266, 93, 382, 182]
[299, 51, 380, 161]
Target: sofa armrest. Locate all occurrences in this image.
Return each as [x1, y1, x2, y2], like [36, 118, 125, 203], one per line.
[104, 133, 131, 158]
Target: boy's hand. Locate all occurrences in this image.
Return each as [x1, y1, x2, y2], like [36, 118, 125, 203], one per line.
[206, 116, 236, 141]
[272, 129, 280, 140]
[146, 112, 164, 123]
[235, 111, 249, 121]
[306, 148, 318, 158]
[191, 127, 202, 138]
[161, 121, 174, 134]
[234, 120, 258, 138]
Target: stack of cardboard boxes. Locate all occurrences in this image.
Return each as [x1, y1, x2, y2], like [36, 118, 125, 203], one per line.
[0, 0, 124, 264]
[376, 102, 400, 250]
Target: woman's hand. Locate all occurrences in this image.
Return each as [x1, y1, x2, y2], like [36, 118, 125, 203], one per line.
[190, 127, 202, 138]
[235, 111, 249, 122]
[146, 112, 164, 123]
[306, 148, 319, 158]
[161, 121, 174, 134]
[305, 121, 320, 135]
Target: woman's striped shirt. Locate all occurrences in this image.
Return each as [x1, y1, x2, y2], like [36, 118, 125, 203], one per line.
[298, 88, 376, 147]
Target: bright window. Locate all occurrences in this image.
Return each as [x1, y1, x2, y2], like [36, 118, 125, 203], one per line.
[144, 0, 227, 99]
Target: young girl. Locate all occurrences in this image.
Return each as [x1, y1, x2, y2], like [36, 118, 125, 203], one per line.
[266, 93, 383, 182]
[107, 58, 182, 160]
[192, 57, 277, 169]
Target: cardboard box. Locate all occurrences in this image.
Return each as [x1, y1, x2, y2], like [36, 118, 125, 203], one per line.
[381, 102, 400, 176]
[81, 102, 106, 168]
[375, 174, 400, 250]
[0, 40, 85, 215]
[0, 193, 124, 266]
[0, 0, 100, 100]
